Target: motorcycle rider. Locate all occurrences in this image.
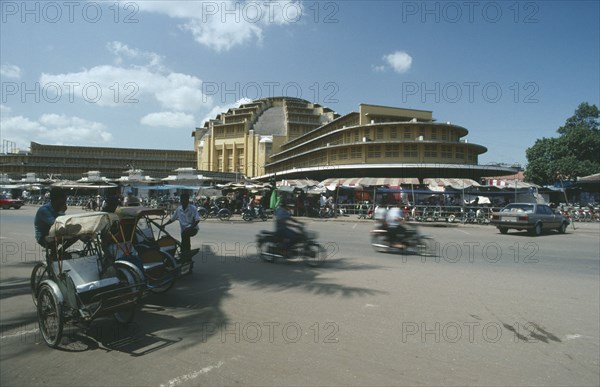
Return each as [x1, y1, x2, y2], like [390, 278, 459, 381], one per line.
[385, 204, 407, 248]
[275, 200, 304, 256]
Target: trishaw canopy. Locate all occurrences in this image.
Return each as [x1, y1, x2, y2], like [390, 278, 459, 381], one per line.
[47, 212, 118, 240]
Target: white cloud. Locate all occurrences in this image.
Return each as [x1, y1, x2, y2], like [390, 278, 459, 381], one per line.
[382, 51, 413, 74]
[106, 41, 163, 69]
[0, 110, 112, 148]
[127, 0, 303, 52]
[199, 98, 253, 126]
[0, 104, 12, 115]
[141, 111, 195, 128]
[39, 43, 212, 111]
[1, 64, 22, 79]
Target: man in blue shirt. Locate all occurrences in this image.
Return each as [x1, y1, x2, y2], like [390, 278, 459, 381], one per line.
[34, 187, 68, 248]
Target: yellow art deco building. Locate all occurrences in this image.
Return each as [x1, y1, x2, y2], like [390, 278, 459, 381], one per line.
[193, 97, 515, 181]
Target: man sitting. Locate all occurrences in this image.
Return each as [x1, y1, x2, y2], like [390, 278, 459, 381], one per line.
[274, 201, 304, 256]
[385, 204, 407, 248]
[34, 187, 78, 259]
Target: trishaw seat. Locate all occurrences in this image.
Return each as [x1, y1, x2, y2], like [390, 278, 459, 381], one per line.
[51, 255, 119, 293]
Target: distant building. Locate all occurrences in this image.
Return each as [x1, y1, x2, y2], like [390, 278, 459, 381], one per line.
[0, 142, 196, 181]
[193, 98, 516, 181]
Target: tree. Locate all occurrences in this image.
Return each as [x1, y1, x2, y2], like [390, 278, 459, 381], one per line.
[525, 103, 600, 185]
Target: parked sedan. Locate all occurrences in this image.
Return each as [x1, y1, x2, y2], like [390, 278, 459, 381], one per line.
[490, 203, 570, 236]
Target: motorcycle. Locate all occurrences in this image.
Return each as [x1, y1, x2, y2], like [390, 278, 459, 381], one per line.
[371, 224, 436, 256]
[198, 204, 231, 221]
[242, 206, 269, 222]
[256, 225, 327, 267]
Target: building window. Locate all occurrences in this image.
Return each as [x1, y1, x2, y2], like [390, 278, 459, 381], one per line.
[390, 127, 398, 139]
[339, 148, 348, 160]
[441, 146, 453, 159]
[419, 128, 426, 140]
[455, 147, 464, 159]
[431, 128, 437, 140]
[376, 127, 384, 140]
[441, 130, 448, 141]
[384, 144, 399, 158]
[403, 128, 412, 139]
[351, 147, 362, 159]
[354, 131, 359, 142]
[403, 144, 417, 158]
[330, 150, 337, 161]
[367, 145, 381, 158]
[424, 144, 437, 158]
[217, 150, 224, 171]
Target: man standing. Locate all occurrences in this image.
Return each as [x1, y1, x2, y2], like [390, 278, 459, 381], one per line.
[164, 192, 200, 261]
[34, 187, 68, 253]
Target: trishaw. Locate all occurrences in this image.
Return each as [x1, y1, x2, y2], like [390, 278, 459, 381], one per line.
[111, 207, 197, 294]
[31, 212, 145, 348]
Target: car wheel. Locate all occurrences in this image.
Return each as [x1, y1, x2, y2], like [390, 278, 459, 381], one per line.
[557, 222, 567, 234]
[530, 223, 542, 236]
[498, 227, 508, 234]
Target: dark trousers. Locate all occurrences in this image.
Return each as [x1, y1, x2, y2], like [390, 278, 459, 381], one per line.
[181, 227, 198, 257]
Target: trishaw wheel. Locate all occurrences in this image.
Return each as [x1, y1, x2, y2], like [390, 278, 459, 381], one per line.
[113, 268, 141, 324]
[30, 261, 48, 306]
[37, 283, 63, 348]
[304, 242, 326, 267]
[149, 251, 177, 294]
[149, 278, 175, 294]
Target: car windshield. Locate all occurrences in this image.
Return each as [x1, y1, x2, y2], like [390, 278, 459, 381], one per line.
[501, 204, 534, 213]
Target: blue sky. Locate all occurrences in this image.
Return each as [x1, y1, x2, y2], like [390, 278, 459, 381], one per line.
[1, 0, 599, 167]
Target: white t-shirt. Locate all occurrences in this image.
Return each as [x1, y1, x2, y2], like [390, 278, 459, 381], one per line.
[170, 204, 201, 232]
[385, 207, 403, 227]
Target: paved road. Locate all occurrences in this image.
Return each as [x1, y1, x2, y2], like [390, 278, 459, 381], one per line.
[1, 206, 599, 386]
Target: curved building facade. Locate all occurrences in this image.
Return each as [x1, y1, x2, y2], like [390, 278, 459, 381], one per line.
[194, 97, 338, 177]
[193, 99, 515, 181]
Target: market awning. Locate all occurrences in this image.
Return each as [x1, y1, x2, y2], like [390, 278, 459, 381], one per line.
[424, 178, 481, 190]
[277, 179, 320, 188]
[51, 181, 117, 189]
[319, 177, 420, 187]
[486, 179, 539, 189]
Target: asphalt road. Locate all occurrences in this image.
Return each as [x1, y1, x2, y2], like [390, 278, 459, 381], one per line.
[1, 206, 599, 386]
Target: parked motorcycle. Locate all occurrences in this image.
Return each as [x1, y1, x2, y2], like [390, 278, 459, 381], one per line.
[198, 204, 231, 221]
[371, 224, 436, 256]
[256, 225, 327, 267]
[242, 206, 268, 222]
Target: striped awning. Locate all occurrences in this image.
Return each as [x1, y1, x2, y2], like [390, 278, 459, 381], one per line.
[319, 177, 420, 187]
[277, 179, 320, 188]
[486, 179, 539, 189]
[424, 178, 481, 190]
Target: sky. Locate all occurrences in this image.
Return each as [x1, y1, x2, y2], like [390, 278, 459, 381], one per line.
[1, 0, 599, 167]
